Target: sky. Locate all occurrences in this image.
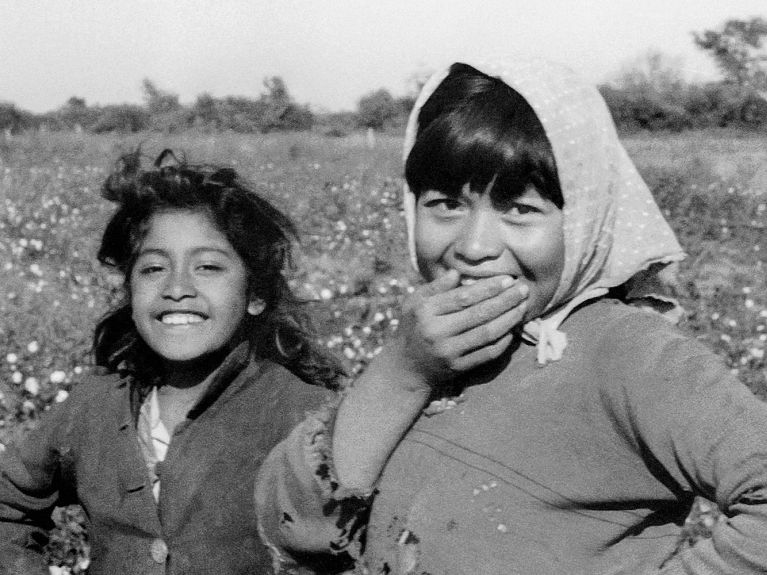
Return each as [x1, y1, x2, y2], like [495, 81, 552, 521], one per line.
[1, 0, 765, 114]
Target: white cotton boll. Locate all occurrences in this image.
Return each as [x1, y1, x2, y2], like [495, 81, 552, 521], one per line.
[55, 389, 69, 403]
[50, 370, 66, 384]
[6, 353, 18, 364]
[27, 340, 39, 354]
[24, 377, 40, 396]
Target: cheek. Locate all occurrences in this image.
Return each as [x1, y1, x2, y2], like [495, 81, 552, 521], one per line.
[219, 276, 250, 320]
[540, 232, 565, 281]
[527, 222, 565, 306]
[413, 219, 450, 271]
[129, 280, 151, 315]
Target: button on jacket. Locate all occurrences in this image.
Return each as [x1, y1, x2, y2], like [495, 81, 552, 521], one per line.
[0, 346, 334, 575]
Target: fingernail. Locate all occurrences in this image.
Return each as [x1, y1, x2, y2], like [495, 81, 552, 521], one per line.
[518, 284, 529, 296]
[500, 276, 514, 288]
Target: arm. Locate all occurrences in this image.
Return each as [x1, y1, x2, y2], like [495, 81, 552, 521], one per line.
[0, 403, 74, 575]
[598, 313, 767, 574]
[255, 272, 529, 565]
[334, 270, 528, 491]
[255, 402, 370, 573]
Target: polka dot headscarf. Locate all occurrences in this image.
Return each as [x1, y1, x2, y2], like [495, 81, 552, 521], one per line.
[403, 57, 686, 364]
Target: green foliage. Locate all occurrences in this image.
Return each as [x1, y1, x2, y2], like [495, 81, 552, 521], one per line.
[600, 44, 767, 131]
[45, 506, 90, 573]
[90, 104, 150, 133]
[357, 88, 404, 130]
[142, 79, 181, 115]
[599, 85, 692, 131]
[0, 102, 36, 133]
[54, 98, 102, 131]
[185, 77, 314, 133]
[694, 17, 767, 90]
[0, 77, 314, 136]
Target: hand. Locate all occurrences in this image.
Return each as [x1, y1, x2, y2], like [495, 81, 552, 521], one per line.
[391, 269, 528, 393]
[333, 270, 527, 490]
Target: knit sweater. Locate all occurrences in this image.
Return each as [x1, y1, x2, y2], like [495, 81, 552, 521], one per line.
[256, 299, 767, 574]
[0, 346, 333, 575]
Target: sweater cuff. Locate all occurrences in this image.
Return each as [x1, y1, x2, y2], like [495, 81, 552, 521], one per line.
[255, 399, 373, 574]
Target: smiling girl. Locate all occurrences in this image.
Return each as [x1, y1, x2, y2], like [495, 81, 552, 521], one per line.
[0, 150, 342, 574]
[256, 60, 767, 574]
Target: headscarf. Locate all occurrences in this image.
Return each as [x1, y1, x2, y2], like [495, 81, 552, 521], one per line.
[403, 57, 686, 364]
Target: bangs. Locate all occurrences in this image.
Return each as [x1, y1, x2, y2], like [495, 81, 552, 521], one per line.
[405, 64, 563, 207]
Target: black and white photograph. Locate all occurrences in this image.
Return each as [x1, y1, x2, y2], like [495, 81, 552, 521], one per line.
[1, 1, 766, 573]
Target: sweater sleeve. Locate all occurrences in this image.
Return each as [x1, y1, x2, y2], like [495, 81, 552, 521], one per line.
[598, 311, 767, 574]
[254, 401, 373, 574]
[0, 397, 77, 575]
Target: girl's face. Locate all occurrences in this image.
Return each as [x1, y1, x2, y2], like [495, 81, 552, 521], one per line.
[415, 182, 565, 322]
[130, 209, 258, 367]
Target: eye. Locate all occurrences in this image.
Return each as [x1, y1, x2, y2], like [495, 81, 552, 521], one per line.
[420, 191, 465, 215]
[426, 198, 462, 210]
[196, 262, 225, 273]
[506, 202, 541, 216]
[137, 264, 165, 275]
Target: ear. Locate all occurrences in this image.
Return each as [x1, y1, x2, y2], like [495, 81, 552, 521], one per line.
[247, 298, 265, 317]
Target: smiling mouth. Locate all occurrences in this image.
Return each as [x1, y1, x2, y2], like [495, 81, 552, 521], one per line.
[157, 312, 207, 326]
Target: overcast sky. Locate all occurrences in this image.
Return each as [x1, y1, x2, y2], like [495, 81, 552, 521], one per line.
[1, 0, 765, 113]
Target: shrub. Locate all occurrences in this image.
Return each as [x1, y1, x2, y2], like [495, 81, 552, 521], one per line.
[0, 102, 36, 133]
[90, 105, 150, 133]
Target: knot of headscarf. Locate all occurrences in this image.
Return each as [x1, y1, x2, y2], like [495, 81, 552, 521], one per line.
[521, 287, 607, 364]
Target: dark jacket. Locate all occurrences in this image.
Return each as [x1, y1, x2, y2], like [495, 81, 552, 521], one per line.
[0, 347, 334, 575]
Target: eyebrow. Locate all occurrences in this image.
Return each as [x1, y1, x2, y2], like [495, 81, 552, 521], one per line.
[135, 246, 236, 259]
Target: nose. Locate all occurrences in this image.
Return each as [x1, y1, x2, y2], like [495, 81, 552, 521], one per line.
[162, 267, 196, 301]
[453, 209, 504, 265]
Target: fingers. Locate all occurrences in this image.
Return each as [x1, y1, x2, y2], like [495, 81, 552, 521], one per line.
[427, 282, 529, 337]
[429, 275, 517, 315]
[437, 299, 528, 363]
[396, 273, 530, 382]
[417, 269, 461, 298]
[449, 333, 516, 372]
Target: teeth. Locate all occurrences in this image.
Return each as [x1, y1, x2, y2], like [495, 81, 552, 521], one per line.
[161, 313, 204, 325]
[459, 276, 517, 286]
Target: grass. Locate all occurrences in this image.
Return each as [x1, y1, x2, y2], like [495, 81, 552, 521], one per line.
[0, 128, 765, 572]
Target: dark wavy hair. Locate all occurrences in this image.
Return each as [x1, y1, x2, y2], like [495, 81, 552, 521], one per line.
[94, 149, 344, 389]
[406, 63, 563, 208]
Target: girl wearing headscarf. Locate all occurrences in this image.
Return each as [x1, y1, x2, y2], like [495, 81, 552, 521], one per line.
[255, 58, 767, 574]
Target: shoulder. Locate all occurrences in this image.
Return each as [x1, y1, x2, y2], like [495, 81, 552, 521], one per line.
[234, 359, 337, 438]
[565, 298, 709, 360]
[14, 371, 125, 443]
[242, 359, 336, 407]
[64, 370, 127, 408]
[564, 298, 738, 400]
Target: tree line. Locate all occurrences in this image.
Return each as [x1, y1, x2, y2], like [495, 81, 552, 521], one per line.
[604, 16, 767, 131]
[2, 17, 765, 135]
